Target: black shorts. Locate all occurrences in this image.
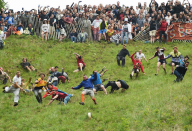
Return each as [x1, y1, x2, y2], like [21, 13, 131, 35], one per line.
[94, 84, 103, 92]
[132, 68, 140, 73]
[172, 61, 180, 66]
[159, 59, 166, 65]
[21, 62, 31, 68]
[78, 65, 85, 71]
[117, 80, 129, 89]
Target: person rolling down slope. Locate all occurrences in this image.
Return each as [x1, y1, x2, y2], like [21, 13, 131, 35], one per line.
[71, 71, 97, 105]
[48, 87, 73, 105]
[104, 80, 129, 93]
[173, 62, 189, 83]
[73, 53, 86, 72]
[130, 52, 145, 79]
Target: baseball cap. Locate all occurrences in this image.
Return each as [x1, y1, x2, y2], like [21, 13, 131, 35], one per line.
[124, 18, 128, 22]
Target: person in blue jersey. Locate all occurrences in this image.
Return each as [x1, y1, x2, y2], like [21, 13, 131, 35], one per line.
[91, 68, 108, 95]
[71, 71, 97, 105]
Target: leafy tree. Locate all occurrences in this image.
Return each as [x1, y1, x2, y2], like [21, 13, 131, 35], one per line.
[0, 0, 7, 9]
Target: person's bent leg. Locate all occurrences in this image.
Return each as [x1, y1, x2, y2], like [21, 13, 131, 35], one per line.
[91, 96, 97, 104]
[93, 88, 97, 94]
[171, 63, 175, 74]
[34, 89, 40, 103]
[70, 36, 73, 42]
[79, 63, 83, 71]
[122, 57, 125, 66]
[25, 66, 31, 71]
[74, 37, 77, 43]
[162, 63, 166, 74]
[174, 70, 183, 81]
[100, 85, 107, 94]
[38, 89, 43, 103]
[156, 62, 161, 74]
[117, 56, 121, 66]
[81, 91, 85, 103]
[73, 69, 79, 72]
[64, 96, 70, 105]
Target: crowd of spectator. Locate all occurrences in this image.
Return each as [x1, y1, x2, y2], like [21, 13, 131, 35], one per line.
[0, 0, 191, 44]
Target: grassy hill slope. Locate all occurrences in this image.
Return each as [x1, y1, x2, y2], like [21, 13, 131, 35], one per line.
[0, 35, 192, 131]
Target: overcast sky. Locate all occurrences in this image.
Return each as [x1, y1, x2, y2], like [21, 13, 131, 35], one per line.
[5, 0, 168, 12]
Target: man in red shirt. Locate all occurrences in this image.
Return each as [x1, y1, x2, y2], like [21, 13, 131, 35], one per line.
[73, 53, 86, 72]
[130, 52, 145, 79]
[149, 47, 167, 76]
[159, 18, 168, 44]
[47, 87, 72, 105]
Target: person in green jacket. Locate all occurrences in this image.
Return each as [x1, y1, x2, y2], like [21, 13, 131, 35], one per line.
[98, 17, 107, 43]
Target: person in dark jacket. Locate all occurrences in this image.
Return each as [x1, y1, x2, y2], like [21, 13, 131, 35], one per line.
[159, 18, 168, 44]
[70, 29, 78, 43]
[149, 17, 157, 44]
[116, 44, 131, 66]
[40, 11, 49, 21]
[173, 62, 189, 82]
[47, 67, 64, 86]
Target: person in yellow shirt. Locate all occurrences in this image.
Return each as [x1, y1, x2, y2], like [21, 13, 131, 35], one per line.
[33, 73, 48, 103]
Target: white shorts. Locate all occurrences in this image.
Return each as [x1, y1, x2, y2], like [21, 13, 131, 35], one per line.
[60, 28, 66, 36]
[149, 30, 156, 36]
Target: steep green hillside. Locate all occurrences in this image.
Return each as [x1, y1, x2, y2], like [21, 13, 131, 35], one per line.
[0, 35, 192, 131]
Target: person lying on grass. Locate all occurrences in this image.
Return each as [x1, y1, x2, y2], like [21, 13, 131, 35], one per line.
[20, 58, 36, 72]
[48, 87, 73, 106]
[104, 80, 129, 93]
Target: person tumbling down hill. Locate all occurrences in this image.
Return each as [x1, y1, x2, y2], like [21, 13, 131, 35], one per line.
[104, 80, 129, 93]
[20, 58, 36, 72]
[33, 73, 48, 104]
[71, 71, 98, 105]
[3, 71, 23, 106]
[149, 47, 167, 76]
[73, 53, 86, 72]
[91, 67, 108, 94]
[173, 62, 189, 83]
[48, 87, 73, 106]
[130, 52, 145, 79]
[0, 67, 11, 84]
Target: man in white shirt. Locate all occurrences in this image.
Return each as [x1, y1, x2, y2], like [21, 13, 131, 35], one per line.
[91, 15, 102, 41]
[121, 18, 131, 44]
[3, 71, 23, 106]
[135, 50, 148, 62]
[165, 12, 172, 26]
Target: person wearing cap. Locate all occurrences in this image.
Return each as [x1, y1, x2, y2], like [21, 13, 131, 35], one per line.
[0, 67, 11, 84]
[41, 19, 49, 41]
[173, 61, 189, 83]
[149, 17, 157, 44]
[73, 53, 86, 72]
[130, 52, 145, 79]
[165, 46, 183, 74]
[3, 71, 23, 106]
[33, 73, 48, 103]
[98, 17, 107, 42]
[159, 18, 168, 44]
[71, 71, 97, 105]
[121, 18, 131, 44]
[20, 58, 35, 72]
[149, 47, 167, 76]
[116, 44, 131, 66]
[43, 82, 70, 98]
[48, 87, 73, 106]
[104, 80, 129, 93]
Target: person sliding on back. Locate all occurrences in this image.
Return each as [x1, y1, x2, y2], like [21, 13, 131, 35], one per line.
[73, 53, 86, 72]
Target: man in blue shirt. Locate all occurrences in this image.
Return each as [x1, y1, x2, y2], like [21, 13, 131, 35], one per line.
[71, 72, 97, 105]
[4, 12, 14, 26]
[91, 68, 108, 95]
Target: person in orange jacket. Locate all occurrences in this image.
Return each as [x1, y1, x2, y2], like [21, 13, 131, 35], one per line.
[130, 52, 146, 79]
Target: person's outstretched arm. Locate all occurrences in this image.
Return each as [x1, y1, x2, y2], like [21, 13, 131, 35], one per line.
[100, 69, 108, 77]
[131, 52, 136, 62]
[48, 95, 59, 105]
[165, 54, 172, 59]
[149, 56, 155, 60]
[72, 82, 83, 90]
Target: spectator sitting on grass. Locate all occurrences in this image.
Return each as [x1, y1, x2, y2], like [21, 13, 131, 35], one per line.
[20, 58, 36, 72]
[78, 28, 88, 43]
[109, 31, 121, 45]
[25, 23, 34, 35]
[70, 29, 78, 43]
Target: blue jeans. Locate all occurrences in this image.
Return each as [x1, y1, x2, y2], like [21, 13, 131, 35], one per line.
[78, 35, 85, 42]
[63, 94, 73, 105]
[121, 32, 129, 44]
[174, 70, 183, 81]
[52, 81, 57, 86]
[71, 36, 77, 42]
[57, 89, 67, 94]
